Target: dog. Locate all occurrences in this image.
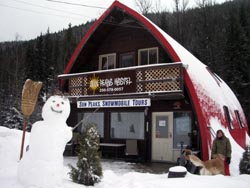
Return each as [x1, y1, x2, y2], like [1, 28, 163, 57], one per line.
[183, 149, 225, 175]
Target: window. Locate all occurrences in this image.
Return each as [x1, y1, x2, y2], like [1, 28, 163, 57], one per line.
[223, 106, 234, 129]
[138, 47, 158, 65]
[120, 52, 135, 68]
[235, 110, 244, 128]
[156, 115, 169, 138]
[99, 53, 116, 70]
[78, 112, 104, 137]
[173, 112, 192, 149]
[110, 112, 144, 139]
[206, 67, 222, 86]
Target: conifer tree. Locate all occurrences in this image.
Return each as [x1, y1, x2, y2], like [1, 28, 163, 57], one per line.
[239, 145, 250, 174]
[69, 123, 102, 186]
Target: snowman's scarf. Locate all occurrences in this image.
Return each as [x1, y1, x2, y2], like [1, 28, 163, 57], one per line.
[72, 107, 100, 131]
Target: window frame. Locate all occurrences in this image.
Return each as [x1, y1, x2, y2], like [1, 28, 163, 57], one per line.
[98, 53, 116, 70]
[235, 110, 244, 128]
[206, 67, 222, 87]
[223, 106, 234, 130]
[110, 111, 145, 140]
[77, 112, 105, 138]
[138, 47, 159, 66]
[173, 111, 192, 149]
[119, 52, 135, 68]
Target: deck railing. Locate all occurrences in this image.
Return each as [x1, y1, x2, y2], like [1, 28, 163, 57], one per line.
[58, 62, 184, 98]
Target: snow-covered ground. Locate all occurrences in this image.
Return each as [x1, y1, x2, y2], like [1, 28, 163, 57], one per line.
[1, 126, 250, 188]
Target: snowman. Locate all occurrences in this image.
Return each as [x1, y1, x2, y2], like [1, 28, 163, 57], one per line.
[18, 95, 72, 188]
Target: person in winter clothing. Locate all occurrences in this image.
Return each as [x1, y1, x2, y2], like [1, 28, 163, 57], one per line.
[211, 129, 232, 175]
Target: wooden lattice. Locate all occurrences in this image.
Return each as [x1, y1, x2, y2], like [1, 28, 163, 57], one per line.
[138, 66, 181, 92]
[70, 77, 82, 87]
[145, 81, 180, 92]
[136, 83, 143, 92]
[83, 77, 88, 95]
[70, 88, 82, 96]
[136, 71, 143, 81]
[69, 77, 82, 96]
[66, 64, 183, 96]
[145, 67, 179, 81]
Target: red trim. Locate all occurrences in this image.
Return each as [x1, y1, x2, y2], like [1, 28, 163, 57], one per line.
[183, 70, 210, 160]
[114, 2, 180, 62]
[64, 2, 115, 74]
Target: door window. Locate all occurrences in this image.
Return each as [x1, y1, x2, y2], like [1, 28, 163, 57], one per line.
[155, 116, 169, 138]
[173, 112, 192, 149]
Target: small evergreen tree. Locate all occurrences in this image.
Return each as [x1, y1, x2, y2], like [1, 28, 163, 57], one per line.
[69, 123, 102, 186]
[239, 145, 250, 174]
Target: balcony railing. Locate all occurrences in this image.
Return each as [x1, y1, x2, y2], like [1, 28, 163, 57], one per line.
[58, 62, 184, 99]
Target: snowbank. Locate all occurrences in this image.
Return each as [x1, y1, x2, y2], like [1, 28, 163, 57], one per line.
[0, 127, 250, 188]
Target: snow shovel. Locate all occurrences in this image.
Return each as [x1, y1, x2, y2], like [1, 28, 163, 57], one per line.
[20, 79, 42, 160]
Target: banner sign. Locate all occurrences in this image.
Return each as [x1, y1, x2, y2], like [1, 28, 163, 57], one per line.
[65, 63, 183, 97]
[77, 98, 151, 108]
[87, 70, 136, 95]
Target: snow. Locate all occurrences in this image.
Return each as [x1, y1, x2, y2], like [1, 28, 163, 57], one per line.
[149, 7, 250, 161]
[1, 126, 250, 188]
[155, 14, 247, 122]
[169, 166, 187, 173]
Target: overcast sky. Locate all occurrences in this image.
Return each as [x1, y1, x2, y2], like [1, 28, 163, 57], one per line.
[0, 0, 226, 42]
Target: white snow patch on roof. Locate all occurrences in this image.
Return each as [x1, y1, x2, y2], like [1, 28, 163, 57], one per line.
[157, 26, 243, 113]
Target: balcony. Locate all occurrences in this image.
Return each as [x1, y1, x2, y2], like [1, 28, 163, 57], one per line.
[58, 62, 184, 100]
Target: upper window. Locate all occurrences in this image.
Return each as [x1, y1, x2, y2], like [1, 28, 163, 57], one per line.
[206, 67, 222, 86]
[223, 106, 234, 130]
[138, 47, 158, 65]
[235, 110, 244, 128]
[99, 53, 116, 70]
[119, 52, 135, 68]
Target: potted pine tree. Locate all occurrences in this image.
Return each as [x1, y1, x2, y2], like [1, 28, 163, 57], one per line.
[69, 123, 102, 186]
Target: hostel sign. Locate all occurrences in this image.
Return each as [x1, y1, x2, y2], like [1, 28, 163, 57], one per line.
[77, 98, 151, 108]
[64, 63, 183, 97]
[87, 70, 136, 95]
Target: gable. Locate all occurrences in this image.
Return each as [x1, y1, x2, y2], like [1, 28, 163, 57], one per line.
[64, 1, 180, 74]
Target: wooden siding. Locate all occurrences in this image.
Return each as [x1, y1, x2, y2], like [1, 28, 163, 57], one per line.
[73, 26, 172, 73]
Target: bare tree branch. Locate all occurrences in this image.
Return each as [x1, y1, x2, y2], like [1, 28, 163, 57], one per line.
[134, 0, 153, 15]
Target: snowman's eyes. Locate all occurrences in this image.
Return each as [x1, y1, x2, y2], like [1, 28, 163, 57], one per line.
[52, 100, 56, 103]
[61, 101, 64, 105]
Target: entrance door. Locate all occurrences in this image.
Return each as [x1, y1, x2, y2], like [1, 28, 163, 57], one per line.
[152, 112, 173, 162]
